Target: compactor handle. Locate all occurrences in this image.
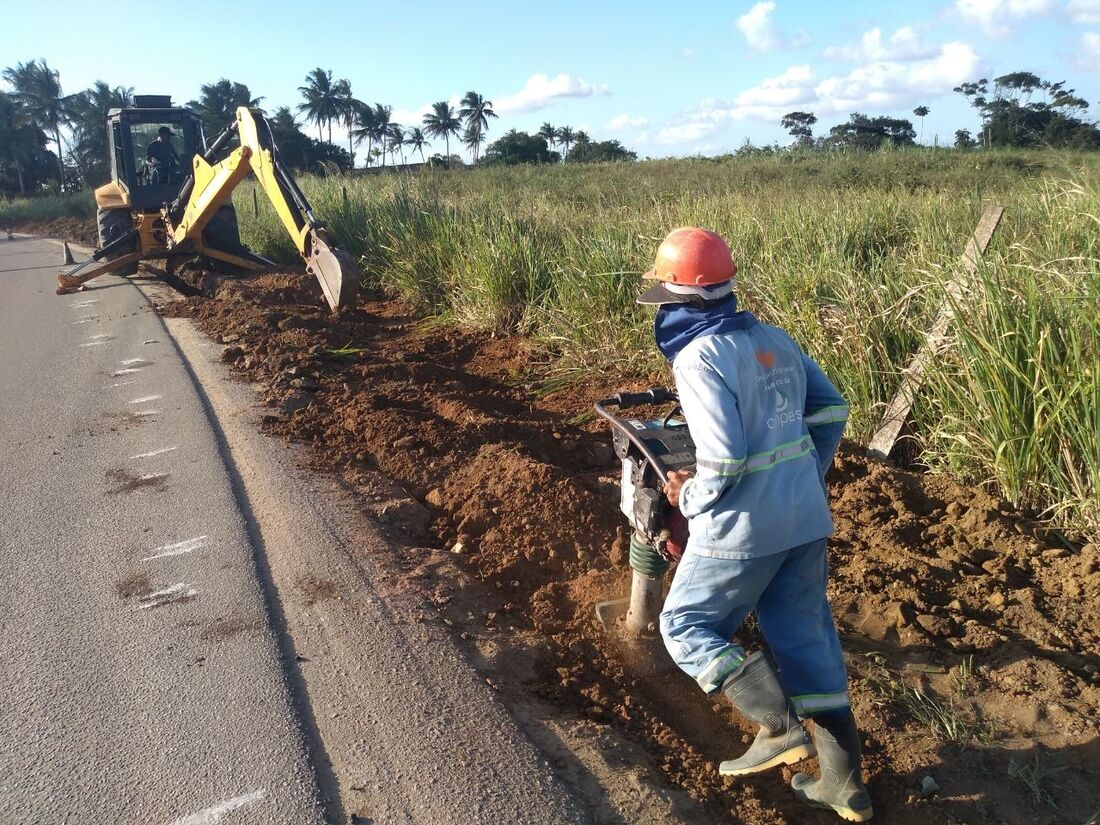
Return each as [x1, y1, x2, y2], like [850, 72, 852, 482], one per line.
[597, 387, 674, 411]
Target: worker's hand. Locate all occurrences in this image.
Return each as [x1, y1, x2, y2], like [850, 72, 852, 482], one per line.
[663, 470, 694, 508]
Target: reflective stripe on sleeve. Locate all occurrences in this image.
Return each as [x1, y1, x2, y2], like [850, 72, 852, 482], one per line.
[805, 405, 849, 426]
[695, 455, 746, 476]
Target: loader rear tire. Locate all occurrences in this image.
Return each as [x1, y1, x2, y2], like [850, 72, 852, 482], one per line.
[96, 207, 138, 276]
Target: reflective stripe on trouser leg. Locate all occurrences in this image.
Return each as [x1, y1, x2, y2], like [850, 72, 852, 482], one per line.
[755, 538, 850, 716]
[659, 548, 790, 694]
[791, 691, 851, 716]
[695, 647, 746, 694]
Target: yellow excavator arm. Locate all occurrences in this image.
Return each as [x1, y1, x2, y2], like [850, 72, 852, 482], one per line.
[58, 107, 357, 311]
[170, 107, 356, 310]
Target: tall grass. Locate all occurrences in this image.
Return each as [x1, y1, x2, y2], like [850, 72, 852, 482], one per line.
[0, 190, 95, 223]
[241, 149, 1099, 539]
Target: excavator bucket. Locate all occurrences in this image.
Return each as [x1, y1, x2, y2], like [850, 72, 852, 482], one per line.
[306, 233, 358, 311]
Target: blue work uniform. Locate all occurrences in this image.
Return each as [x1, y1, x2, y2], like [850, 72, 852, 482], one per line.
[655, 295, 852, 717]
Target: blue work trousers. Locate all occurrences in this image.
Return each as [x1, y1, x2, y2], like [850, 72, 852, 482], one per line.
[659, 537, 850, 717]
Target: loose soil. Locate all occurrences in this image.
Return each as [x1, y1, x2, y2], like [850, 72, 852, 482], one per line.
[160, 273, 1099, 824]
[12, 217, 99, 247]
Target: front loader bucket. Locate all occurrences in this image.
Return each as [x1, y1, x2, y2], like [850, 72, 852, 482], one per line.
[307, 233, 358, 311]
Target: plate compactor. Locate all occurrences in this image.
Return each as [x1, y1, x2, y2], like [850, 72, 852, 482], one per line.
[594, 388, 696, 636]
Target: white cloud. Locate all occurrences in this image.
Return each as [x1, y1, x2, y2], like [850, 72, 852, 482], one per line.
[656, 121, 720, 145]
[1079, 32, 1100, 69]
[386, 95, 462, 128]
[391, 103, 432, 126]
[653, 42, 980, 147]
[823, 26, 938, 63]
[1068, 0, 1100, 23]
[608, 114, 649, 129]
[736, 2, 811, 53]
[495, 73, 609, 114]
[955, 0, 1054, 35]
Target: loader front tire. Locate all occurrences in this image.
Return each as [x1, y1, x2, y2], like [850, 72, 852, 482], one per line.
[96, 207, 138, 276]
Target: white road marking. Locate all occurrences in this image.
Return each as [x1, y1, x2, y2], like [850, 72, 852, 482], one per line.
[137, 472, 169, 482]
[70, 300, 99, 308]
[86, 333, 112, 340]
[167, 789, 267, 825]
[143, 535, 207, 561]
[69, 316, 99, 324]
[111, 368, 144, 376]
[130, 445, 178, 459]
[105, 380, 136, 389]
[135, 582, 197, 610]
[129, 394, 163, 404]
[131, 409, 160, 417]
[121, 357, 149, 365]
[79, 341, 107, 348]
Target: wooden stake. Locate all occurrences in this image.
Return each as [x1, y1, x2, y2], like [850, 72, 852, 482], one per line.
[867, 204, 1005, 460]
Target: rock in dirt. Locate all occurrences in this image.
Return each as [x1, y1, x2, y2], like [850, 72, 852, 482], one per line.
[221, 345, 245, 363]
[280, 391, 314, 415]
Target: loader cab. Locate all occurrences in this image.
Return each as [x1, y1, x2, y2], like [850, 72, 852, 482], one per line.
[105, 95, 204, 211]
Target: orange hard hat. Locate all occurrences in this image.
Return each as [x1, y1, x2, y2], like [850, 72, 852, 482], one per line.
[644, 227, 736, 286]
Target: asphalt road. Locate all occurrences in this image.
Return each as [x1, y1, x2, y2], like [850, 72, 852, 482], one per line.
[0, 237, 585, 825]
[0, 238, 327, 824]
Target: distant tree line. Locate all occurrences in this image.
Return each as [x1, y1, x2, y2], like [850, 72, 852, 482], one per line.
[779, 71, 1099, 151]
[0, 59, 639, 197]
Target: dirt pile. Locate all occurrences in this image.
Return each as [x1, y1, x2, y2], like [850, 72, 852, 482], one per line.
[161, 273, 1099, 824]
[12, 217, 98, 246]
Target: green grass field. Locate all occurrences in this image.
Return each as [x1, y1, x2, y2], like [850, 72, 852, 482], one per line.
[5, 148, 1097, 541]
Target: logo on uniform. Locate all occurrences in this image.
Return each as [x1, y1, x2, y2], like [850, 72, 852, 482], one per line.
[768, 389, 802, 430]
[755, 351, 775, 369]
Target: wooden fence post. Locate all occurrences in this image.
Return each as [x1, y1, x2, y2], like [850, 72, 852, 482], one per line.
[867, 204, 1005, 459]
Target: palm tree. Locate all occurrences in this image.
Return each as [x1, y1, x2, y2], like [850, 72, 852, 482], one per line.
[372, 104, 394, 166]
[66, 81, 133, 185]
[3, 59, 71, 188]
[537, 122, 557, 155]
[406, 126, 429, 161]
[387, 124, 407, 166]
[913, 105, 930, 144]
[0, 91, 41, 193]
[187, 78, 262, 137]
[557, 126, 576, 160]
[333, 79, 361, 164]
[422, 101, 461, 160]
[462, 124, 482, 160]
[349, 101, 380, 166]
[458, 91, 497, 163]
[297, 67, 340, 143]
[574, 130, 591, 146]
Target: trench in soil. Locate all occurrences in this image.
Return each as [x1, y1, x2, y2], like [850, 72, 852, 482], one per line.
[143, 270, 1098, 824]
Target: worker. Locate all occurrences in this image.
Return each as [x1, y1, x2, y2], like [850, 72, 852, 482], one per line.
[146, 126, 179, 184]
[638, 227, 872, 822]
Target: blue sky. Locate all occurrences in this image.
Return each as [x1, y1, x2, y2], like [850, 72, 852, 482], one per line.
[3, 0, 1098, 162]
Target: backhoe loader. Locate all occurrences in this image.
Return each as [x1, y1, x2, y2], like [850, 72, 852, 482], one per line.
[57, 95, 357, 311]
